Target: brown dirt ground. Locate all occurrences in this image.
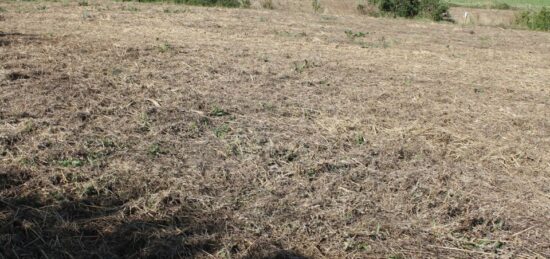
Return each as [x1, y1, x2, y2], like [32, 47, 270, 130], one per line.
[449, 7, 518, 27]
[1, 1, 550, 258]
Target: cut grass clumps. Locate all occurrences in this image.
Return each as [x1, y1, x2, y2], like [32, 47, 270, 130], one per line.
[368, 0, 449, 21]
[135, 0, 246, 7]
[516, 7, 550, 31]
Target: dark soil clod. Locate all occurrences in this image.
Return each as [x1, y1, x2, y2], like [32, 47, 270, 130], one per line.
[6, 72, 30, 81]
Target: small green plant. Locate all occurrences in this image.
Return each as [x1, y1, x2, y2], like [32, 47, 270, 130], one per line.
[355, 134, 365, 145]
[345, 29, 368, 40]
[22, 121, 36, 133]
[65, 172, 84, 183]
[139, 112, 151, 132]
[312, 0, 322, 13]
[83, 151, 109, 166]
[78, 0, 89, 6]
[306, 168, 317, 179]
[228, 139, 243, 156]
[516, 8, 550, 31]
[0, 7, 6, 12]
[37, 5, 47, 10]
[112, 68, 123, 75]
[187, 121, 201, 135]
[82, 10, 93, 20]
[50, 190, 67, 201]
[158, 42, 172, 52]
[19, 157, 37, 166]
[148, 143, 167, 156]
[209, 106, 230, 116]
[261, 0, 274, 9]
[293, 59, 314, 73]
[260, 102, 276, 112]
[101, 138, 117, 148]
[214, 124, 230, 138]
[59, 158, 84, 167]
[343, 237, 370, 251]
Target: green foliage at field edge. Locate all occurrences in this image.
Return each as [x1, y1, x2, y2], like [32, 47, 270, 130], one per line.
[368, 0, 450, 21]
[516, 7, 550, 30]
[443, 0, 550, 9]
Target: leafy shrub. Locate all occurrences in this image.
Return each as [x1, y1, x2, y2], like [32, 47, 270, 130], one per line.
[368, 0, 448, 21]
[516, 8, 550, 31]
[419, 0, 448, 21]
[382, 0, 419, 17]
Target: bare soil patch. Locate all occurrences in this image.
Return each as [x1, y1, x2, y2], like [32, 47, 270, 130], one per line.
[449, 7, 519, 26]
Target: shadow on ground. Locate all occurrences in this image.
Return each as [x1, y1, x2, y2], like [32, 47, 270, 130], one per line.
[0, 166, 309, 259]
[0, 195, 222, 258]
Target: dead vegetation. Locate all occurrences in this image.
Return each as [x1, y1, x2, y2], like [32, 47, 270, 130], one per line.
[1, 0, 550, 258]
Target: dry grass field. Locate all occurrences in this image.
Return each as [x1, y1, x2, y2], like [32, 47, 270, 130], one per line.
[1, 0, 550, 258]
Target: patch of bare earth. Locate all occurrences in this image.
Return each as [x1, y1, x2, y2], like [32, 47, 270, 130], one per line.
[1, 1, 550, 258]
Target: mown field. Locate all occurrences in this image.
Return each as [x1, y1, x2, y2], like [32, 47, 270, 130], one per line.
[1, 0, 550, 258]
[445, 0, 550, 8]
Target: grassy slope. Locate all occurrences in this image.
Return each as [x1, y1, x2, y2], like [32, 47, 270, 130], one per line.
[1, 1, 550, 258]
[444, 0, 550, 8]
